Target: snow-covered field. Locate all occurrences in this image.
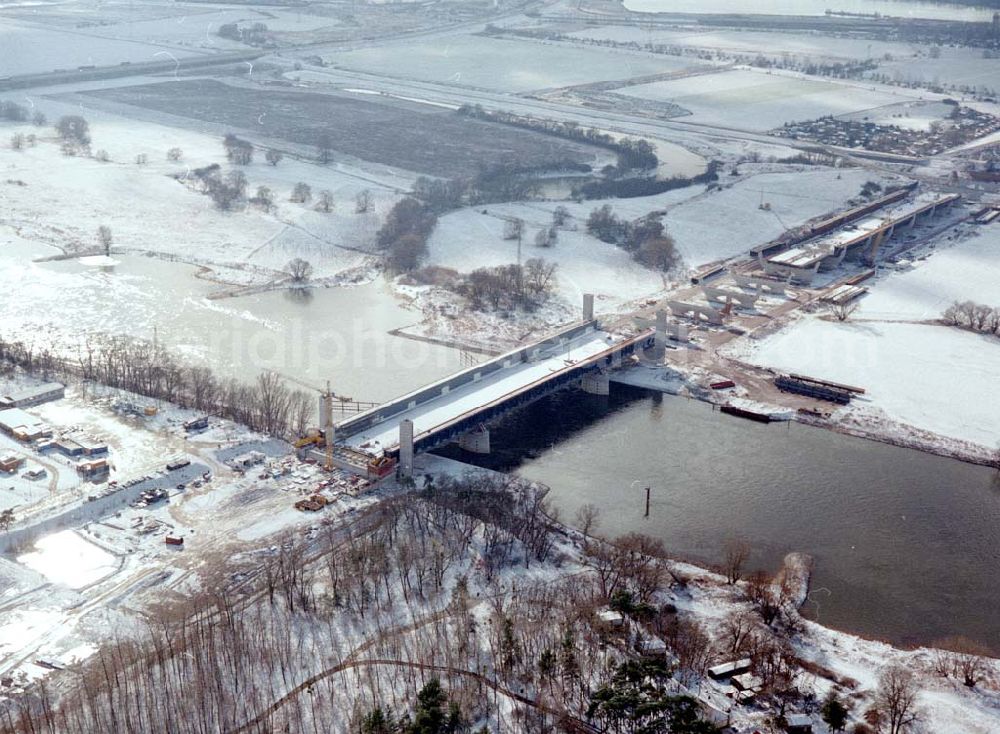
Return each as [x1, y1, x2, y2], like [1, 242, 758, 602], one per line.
[0, 18, 206, 76]
[616, 67, 924, 131]
[326, 34, 707, 92]
[664, 168, 888, 266]
[18, 530, 118, 588]
[620, 0, 994, 22]
[567, 26, 913, 63]
[735, 225, 1000, 454]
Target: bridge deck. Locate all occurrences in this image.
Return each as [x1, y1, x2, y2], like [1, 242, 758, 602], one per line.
[342, 328, 626, 453]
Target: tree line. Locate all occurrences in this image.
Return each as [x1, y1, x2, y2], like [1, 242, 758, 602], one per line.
[943, 299, 1000, 336]
[0, 332, 314, 438]
[457, 104, 658, 173]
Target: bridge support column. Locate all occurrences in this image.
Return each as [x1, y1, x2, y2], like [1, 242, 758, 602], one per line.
[581, 372, 610, 396]
[398, 419, 414, 480]
[457, 426, 491, 454]
[583, 293, 594, 322]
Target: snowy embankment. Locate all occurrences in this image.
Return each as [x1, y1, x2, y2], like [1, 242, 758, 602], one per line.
[732, 225, 1000, 462]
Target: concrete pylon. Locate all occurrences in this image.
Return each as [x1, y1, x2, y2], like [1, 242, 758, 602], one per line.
[581, 371, 610, 395]
[651, 310, 667, 361]
[583, 293, 595, 322]
[398, 419, 414, 479]
[457, 426, 491, 454]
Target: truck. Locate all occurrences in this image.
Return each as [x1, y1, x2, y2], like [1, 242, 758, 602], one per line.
[166, 458, 191, 472]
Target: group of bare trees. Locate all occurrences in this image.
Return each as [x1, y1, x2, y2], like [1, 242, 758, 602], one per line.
[943, 299, 1000, 336]
[585, 206, 681, 272]
[1, 466, 980, 734]
[376, 197, 438, 273]
[0, 331, 313, 438]
[460, 258, 558, 312]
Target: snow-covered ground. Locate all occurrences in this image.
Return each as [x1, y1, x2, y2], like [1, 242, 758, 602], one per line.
[18, 529, 118, 589]
[733, 224, 1000, 455]
[325, 34, 707, 93]
[0, 107, 397, 280]
[616, 67, 927, 131]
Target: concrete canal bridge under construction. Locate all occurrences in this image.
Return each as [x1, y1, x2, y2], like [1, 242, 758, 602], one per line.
[325, 297, 656, 478]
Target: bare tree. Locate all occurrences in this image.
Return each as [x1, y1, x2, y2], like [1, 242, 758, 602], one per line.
[930, 637, 995, 688]
[355, 189, 372, 214]
[290, 182, 312, 203]
[55, 115, 90, 148]
[0, 508, 14, 532]
[573, 503, 600, 539]
[265, 149, 283, 166]
[830, 301, 860, 321]
[873, 665, 922, 734]
[287, 258, 313, 283]
[552, 205, 570, 227]
[134, 153, 148, 165]
[315, 190, 334, 213]
[252, 186, 274, 211]
[166, 147, 183, 162]
[97, 225, 113, 256]
[722, 538, 751, 584]
[10, 133, 24, 150]
[503, 218, 524, 242]
[94, 149, 110, 162]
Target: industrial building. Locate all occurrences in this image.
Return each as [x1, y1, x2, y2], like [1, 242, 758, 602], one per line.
[0, 382, 64, 409]
[0, 408, 52, 442]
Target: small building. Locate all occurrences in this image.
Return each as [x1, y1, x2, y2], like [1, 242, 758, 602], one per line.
[23, 468, 46, 480]
[46, 436, 109, 458]
[0, 408, 51, 441]
[165, 536, 184, 546]
[785, 713, 813, 733]
[708, 658, 752, 680]
[0, 455, 24, 473]
[0, 382, 64, 409]
[77, 458, 109, 478]
[598, 609, 625, 627]
[731, 672, 763, 693]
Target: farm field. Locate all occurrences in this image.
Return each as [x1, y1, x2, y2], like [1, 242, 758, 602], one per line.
[566, 26, 912, 63]
[84, 79, 610, 177]
[619, 0, 994, 22]
[323, 34, 707, 93]
[615, 67, 925, 131]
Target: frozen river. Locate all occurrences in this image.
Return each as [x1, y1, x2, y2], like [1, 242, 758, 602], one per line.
[622, 0, 997, 22]
[0, 242, 461, 403]
[438, 386, 1000, 648]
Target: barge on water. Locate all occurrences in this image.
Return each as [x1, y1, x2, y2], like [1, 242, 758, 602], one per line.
[719, 404, 774, 423]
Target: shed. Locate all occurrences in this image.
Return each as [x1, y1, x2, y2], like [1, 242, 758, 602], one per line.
[0, 455, 24, 473]
[708, 658, 751, 680]
[785, 713, 813, 733]
[732, 673, 763, 692]
[598, 609, 625, 627]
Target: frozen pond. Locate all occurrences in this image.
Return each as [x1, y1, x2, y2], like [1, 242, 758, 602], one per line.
[18, 530, 118, 589]
[622, 0, 996, 22]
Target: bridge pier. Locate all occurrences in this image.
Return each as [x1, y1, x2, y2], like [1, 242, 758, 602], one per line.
[457, 426, 491, 454]
[580, 371, 610, 395]
[583, 292, 595, 322]
[398, 419, 414, 480]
